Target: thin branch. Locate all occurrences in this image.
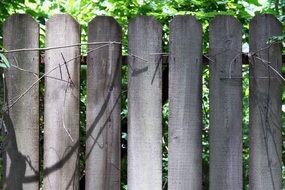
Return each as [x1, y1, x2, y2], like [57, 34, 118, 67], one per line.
[12, 56, 38, 77]
[62, 84, 75, 142]
[128, 53, 148, 62]
[203, 54, 215, 63]
[44, 75, 72, 84]
[251, 41, 281, 56]
[61, 53, 74, 86]
[228, 53, 242, 79]
[58, 63, 63, 80]
[254, 55, 285, 82]
[0, 41, 121, 54]
[162, 179, 168, 190]
[149, 52, 169, 56]
[5, 44, 110, 112]
[11, 64, 38, 77]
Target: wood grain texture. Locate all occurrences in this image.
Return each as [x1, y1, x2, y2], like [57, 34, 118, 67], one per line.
[3, 13, 39, 190]
[85, 16, 122, 190]
[209, 16, 242, 190]
[43, 14, 80, 190]
[168, 15, 202, 190]
[249, 14, 282, 190]
[127, 16, 162, 190]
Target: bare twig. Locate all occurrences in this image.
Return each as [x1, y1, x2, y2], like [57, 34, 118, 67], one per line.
[253, 55, 285, 82]
[61, 53, 74, 86]
[228, 53, 242, 79]
[150, 52, 169, 56]
[251, 41, 281, 56]
[58, 63, 63, 80]
[108, 42, 113, 77]
[12, 56, 38, 77]
[128, 53, 148, 62]
[62, 86, 75, 142]
[203, 55, 215, 63]
[11, 64, 38, 77]
[5, 44, 110, 111]
[44, 75, 72, 84]
[162, 178, 168, 190]
[0, 41, 121, 54]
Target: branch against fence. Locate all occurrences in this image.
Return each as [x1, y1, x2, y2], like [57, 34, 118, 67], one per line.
[0, 41, 121, 53]
[4, 43, 111, 112]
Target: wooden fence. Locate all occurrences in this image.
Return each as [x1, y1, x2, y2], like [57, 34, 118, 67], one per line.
[0, 13, 284, 190]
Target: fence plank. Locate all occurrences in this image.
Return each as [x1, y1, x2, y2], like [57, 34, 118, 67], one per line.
[85, 16, 122, 190]
[168, 15, 202, 190]
[128, 16, 162, 190]
[249, 14, 282, 190]
[3, 14, 39, 190]
[43, 14, 80, 190]
[209, 16, 242, 190]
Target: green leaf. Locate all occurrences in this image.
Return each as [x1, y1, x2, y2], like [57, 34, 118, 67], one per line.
[0, 53, 10, 68]
[0, 63, 7, 68]
[246, 0, 261, 6]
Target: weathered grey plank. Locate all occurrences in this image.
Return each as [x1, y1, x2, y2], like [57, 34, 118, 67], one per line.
[128, 16, 162, 190]
[43, 14, 80, 190]
[85, 16, 122, 190]
[3, 14, 39, 190]
[209, 16, 242, 190]
[249, 14, 282, 190]
[168, 15, 202, 190]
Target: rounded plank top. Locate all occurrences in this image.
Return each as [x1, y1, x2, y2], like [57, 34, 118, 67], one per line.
[169, 15, 202, 60]
[209, 15, 242, 53]
[46, 14, 80, 47]
[47, 14, 79, 25]
[129, 15, 162, 28]
[249, 14, 282, 51]
[88, 16, 121, 34]
[170, 15, 201, 28]
[4, 13, 38, 27]
[250, 14, 282, 28]
[3, 14, 39, 50]
[128, 16, 162, 57]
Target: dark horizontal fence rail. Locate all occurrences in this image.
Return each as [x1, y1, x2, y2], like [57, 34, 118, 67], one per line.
[125, 54, 285, 65]
[43, 53, 285, 66]
[1, 13, 284, 190]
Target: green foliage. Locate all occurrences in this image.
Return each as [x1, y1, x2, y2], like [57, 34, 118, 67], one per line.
[162, 102, 169, 188]
[242, 65, 250, 190]
[269, 34, 285, 44]
[202, 66, 210, 189]
[246, 0, 261, 6]
[0, 53, 10, 68]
